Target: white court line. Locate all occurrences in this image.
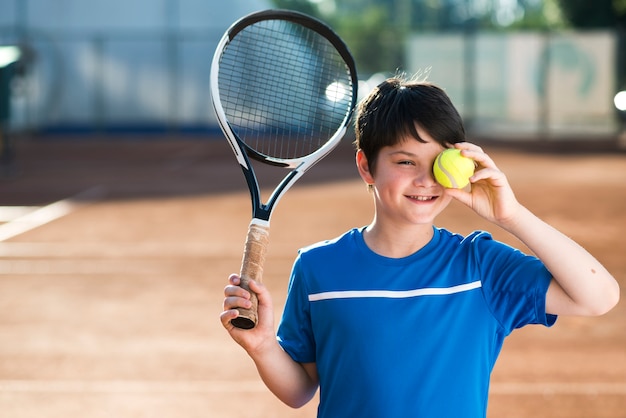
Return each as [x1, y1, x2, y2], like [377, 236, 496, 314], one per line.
[0, 206, 39, 222]
[0, 380, 624, 395]
[0, 187, 105, 242]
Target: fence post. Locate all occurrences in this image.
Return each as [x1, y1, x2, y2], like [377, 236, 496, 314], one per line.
[538, 31, 551, 140]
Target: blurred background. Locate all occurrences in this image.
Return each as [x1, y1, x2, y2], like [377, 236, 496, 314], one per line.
[0, 0, 625, 147]
[0, 3, 625, 417]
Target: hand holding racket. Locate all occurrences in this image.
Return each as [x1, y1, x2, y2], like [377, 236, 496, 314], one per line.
[211, 10, 358, 329]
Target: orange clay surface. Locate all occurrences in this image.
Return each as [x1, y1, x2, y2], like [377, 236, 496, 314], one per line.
[0, 136, 624, 418]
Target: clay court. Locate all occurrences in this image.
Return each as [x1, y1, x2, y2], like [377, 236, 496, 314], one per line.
[0, 135, 625, 417]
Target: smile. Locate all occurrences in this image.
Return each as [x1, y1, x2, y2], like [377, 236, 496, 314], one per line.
[407, 195, 436, 201]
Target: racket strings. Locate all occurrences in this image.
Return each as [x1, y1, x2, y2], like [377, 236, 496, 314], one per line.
[218, 18, 354, 160]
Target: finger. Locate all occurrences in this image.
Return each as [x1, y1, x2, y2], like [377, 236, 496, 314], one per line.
[247, 278, 263, 293]
[465, 149, 498, 171]
[443, 186, 472, 206]
[220, 309, 240, 329]
[224, 283, 249, 298]
[228, 273, 241, 285]
[223, 293, 252, 309]
[454, 142, 483, 153]
[452, 143, 497, 170]
[470, 167, 508, 186]
[247, 279, 275, 327]
[247, 279, 270, 305]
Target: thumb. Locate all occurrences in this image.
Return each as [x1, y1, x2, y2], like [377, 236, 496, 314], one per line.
[247, 279, 274, 329]
[444, 187, 472, 207]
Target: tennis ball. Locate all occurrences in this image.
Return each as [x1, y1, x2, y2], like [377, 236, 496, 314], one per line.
[433, 148, 475, 189]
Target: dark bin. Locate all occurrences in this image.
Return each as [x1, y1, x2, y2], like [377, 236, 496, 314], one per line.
[0, 46, 22, 170]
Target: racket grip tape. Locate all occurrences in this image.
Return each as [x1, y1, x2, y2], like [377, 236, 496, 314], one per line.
[232, 222, 270, 330]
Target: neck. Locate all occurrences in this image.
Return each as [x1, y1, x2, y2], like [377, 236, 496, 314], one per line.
[362, 222, 434, 258]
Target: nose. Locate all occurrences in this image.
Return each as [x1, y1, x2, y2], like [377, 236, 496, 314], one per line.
[414, 166, 438, 187]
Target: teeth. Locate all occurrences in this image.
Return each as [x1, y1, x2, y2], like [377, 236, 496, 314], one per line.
[411, 196, 433, 201]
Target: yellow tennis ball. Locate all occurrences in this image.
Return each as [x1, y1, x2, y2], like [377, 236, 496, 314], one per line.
[433, 148, 475, 188]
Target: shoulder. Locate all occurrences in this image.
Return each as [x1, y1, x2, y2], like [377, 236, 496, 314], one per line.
[435, 227, 496, 250]
[298, 228, 362, 257]
[433, 227, 525, 268]
[292, 228, 365, 277]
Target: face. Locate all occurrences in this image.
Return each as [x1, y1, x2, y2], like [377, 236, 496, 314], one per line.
[356, 126, 453, 229]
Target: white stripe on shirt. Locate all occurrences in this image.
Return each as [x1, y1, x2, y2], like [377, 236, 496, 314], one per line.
[308, 280, 482, 302]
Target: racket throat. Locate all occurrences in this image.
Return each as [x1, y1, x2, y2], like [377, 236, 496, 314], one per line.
[250, 168, 302, 223]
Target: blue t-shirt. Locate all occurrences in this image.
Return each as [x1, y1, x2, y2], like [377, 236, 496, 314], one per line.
[277, 227, 556, 418]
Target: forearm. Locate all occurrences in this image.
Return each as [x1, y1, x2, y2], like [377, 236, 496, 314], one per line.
[221, 275, 318, 407]
[502, 205, 619, 316]
[249, 341, 318, 408]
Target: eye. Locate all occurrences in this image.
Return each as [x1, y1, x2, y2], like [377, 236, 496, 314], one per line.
[397, 160, 415, 166]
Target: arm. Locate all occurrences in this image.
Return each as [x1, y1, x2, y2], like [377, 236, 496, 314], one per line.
[447, 143, 620, 317]
[220, 275, 319, 407]
[499, 205, 619, 316]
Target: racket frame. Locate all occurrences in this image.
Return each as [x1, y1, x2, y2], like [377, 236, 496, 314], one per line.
[210, 9, 358, 328]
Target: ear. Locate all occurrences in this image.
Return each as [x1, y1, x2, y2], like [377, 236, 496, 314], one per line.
[356, 149, 375, 185]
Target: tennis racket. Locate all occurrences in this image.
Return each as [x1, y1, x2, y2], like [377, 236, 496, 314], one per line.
[210, 9, 358, 329]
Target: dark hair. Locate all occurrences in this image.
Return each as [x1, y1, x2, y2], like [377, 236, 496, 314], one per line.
[354, 76, 465, 173]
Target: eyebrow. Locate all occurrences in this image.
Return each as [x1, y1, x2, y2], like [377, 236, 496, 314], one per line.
[387, 150, 418, 158]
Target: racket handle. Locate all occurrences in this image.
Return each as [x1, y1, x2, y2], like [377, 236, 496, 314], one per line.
[232, 221, 270, 329]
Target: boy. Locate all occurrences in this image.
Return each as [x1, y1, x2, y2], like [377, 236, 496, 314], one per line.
[220, 77, 619, 417]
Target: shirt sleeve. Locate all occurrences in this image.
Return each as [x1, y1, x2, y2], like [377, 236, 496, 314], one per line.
[276, 254, 317, 363]
[469, 232, 557, 335]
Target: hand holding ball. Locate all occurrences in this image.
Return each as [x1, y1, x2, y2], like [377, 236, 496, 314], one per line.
[433, 149, 475, 188]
